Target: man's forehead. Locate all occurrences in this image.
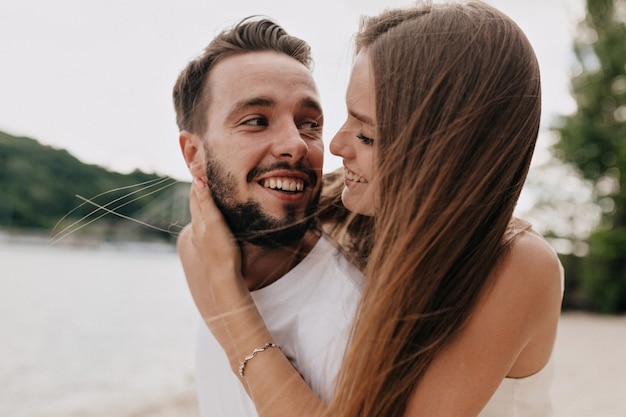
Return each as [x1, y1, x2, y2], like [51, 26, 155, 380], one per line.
[209, 52, 318, 97]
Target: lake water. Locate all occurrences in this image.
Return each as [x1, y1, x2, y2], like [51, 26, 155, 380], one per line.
[0, 236, 199, 417]
[3, 235, 625, 417]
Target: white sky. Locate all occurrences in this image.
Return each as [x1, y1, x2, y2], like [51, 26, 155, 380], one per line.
[0, 0, 585, 181]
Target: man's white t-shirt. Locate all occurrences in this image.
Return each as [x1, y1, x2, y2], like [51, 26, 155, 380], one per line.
[195, 234, 363, 417]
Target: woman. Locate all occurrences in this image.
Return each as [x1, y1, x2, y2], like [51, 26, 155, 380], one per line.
[179, 2, 564, 416]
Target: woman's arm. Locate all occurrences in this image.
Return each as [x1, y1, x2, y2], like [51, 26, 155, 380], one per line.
[177, 178, 327, 417]
[404, 230, 564, 416]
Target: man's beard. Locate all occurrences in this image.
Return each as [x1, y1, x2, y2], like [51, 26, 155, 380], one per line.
[205, 155, 320, 249]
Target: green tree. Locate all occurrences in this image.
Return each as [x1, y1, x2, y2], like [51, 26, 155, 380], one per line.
[0, 131, 187, 242]
[554, 0, 626, 312]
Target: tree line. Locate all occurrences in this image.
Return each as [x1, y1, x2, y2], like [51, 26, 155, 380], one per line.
[0, 130, 184, 242]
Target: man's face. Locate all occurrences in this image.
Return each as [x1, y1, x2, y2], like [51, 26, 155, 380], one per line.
[200, 51, 324, 247]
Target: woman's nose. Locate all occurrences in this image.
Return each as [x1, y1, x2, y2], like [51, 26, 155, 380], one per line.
[329, 126, 353, 159]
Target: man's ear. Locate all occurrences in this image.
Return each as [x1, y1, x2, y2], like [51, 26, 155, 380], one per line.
[179, 130, 206, 180]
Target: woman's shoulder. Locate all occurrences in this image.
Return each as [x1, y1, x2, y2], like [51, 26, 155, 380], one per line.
[503, 217, 531, 243]
[497, 220, 564, 305]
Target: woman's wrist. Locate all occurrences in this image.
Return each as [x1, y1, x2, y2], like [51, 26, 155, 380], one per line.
[238, 342, 282, 378]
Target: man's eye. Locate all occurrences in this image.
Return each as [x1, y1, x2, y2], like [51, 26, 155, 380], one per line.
[299, 120, 321, 131]
[242, 117, 268, 127]
[356, 133, 375, 146]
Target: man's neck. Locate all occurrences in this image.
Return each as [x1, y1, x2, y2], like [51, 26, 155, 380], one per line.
[240, 230, 321, 291]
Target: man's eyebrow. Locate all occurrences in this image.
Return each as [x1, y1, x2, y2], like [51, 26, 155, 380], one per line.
[225, 97, 274, 121]
[224, 96, 322, 122]
[300, 98, 323, 115]
[349, 110, 375, 127]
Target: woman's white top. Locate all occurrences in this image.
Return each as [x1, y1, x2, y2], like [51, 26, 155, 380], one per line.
[479, 359, 555, 416]
[480, 218, 565, 416]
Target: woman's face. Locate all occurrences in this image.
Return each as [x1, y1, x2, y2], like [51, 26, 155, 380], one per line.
[330, 51, 376, 216]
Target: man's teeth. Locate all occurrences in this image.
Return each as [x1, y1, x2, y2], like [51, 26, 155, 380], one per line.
[263, 177, 304, 192]
[345, 169, 367, 183]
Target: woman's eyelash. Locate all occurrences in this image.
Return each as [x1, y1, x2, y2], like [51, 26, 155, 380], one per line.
[356, 134, 375, 145]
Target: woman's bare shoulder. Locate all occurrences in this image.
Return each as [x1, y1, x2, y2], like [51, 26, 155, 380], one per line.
[495, 227, 564, 310]
[508, 228, 562, 276]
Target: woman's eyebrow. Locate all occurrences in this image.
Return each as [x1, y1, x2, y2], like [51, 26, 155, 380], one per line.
[349, 109, 375, 127]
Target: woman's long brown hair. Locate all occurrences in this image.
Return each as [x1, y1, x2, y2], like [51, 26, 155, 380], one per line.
[326, 2, 542, 416]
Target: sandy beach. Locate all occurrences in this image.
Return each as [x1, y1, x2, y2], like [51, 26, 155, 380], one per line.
[551, 312, 626, 417]
[130, 312, 625, 417]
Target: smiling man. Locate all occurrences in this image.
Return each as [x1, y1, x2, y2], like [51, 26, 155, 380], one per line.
[197, 49, 323, 253]
[173, 17, 363, 417]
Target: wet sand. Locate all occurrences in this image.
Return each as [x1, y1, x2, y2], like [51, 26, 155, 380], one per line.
[131, 312, 626, 417]
[551, 312, 626, 417]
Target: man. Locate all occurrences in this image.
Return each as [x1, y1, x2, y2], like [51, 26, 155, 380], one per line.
[173, 17, 362, 417]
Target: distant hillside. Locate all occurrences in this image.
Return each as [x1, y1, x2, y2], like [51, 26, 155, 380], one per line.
[0, 130, 188, 241]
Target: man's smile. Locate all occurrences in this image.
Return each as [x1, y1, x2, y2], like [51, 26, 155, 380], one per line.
[262, 177, 304, 192]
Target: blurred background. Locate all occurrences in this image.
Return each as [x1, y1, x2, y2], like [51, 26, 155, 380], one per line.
[1, 0, 625, 416]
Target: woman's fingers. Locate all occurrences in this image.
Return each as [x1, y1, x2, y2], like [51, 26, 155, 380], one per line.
[177, 224, 217, 317]
[187, 178, 240, 262]
[188, 178, 209, 237]
[191, 177, 223, 223]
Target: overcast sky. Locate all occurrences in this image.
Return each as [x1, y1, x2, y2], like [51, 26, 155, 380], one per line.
[0, 0, 585, 180]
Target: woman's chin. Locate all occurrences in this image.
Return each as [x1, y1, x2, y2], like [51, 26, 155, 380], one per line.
[341, 191, 375, 217]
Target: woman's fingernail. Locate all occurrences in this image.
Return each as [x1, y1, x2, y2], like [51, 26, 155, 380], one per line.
[193, 177, 206, 190]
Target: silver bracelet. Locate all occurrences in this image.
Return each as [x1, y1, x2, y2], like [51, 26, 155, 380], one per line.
[238, 343, 281, 378]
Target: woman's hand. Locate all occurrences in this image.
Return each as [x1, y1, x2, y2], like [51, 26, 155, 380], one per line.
[177, 178, 245, 324]
[178, 178, 263, 362]
[182, 177, 242, 279]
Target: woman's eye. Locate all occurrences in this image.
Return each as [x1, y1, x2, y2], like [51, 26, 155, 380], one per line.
[356, 133, 375, 146]
[242, 117, 268, 127]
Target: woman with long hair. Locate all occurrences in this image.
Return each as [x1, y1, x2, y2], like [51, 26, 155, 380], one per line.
[178, 2, 564, 416]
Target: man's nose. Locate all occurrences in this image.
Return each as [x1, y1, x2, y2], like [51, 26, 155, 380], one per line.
[272, 122, 308, 161]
